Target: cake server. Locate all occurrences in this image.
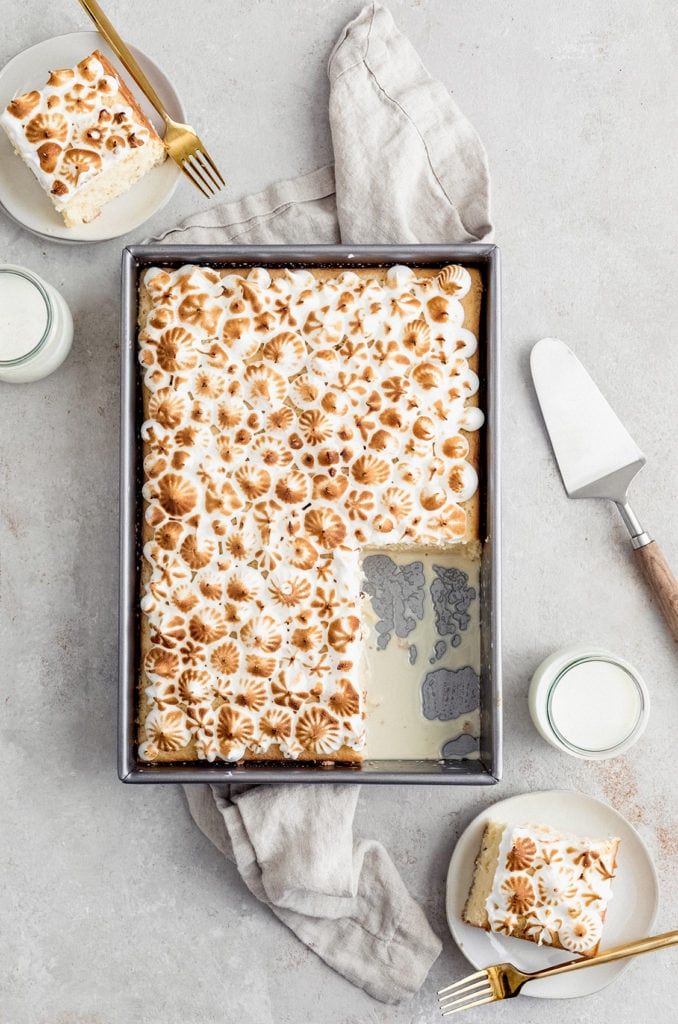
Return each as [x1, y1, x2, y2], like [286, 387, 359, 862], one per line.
[530, 337, 678, 641]
[437, 929, 678, 1014]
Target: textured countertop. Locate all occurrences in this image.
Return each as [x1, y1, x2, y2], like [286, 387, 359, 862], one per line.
[1, 2, 676, 1022]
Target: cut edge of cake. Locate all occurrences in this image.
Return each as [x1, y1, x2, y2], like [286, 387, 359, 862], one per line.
[463, 819, 504, 929]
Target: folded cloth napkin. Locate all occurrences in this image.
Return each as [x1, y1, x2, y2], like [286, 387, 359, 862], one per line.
[164, 1, 492, 1004]
[185, 783, 442, 1002]
[155, 3, 491, 248]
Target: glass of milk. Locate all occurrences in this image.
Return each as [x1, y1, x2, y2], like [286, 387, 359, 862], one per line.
[0, 265, 73, 383]
[529, 646, 650, 759]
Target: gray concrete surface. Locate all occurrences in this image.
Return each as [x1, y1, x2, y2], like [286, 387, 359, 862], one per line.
[1, 1, 676, 1021]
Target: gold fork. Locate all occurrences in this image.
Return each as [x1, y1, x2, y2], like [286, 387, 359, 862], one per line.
[77, 0, 225, 197]
[438, 930, 678, 1015]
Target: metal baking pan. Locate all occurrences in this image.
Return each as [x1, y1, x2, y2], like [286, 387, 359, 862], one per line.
[119, 244, 501, 784]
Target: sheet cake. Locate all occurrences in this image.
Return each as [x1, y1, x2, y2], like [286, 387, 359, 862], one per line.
[137, 262, 483, 763]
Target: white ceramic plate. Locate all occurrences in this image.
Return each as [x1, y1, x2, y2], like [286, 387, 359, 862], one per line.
[0, 30, 184, 242]
[446, 789, 659, 999]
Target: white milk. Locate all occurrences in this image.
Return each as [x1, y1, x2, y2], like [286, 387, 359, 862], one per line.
[550, 659, 642, 751]
[0, 266, 73, 382]
[0, 270, 49, 359]
[529, 646, 650, 760]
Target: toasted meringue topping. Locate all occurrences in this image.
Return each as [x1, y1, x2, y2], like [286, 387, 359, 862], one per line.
[216, 704, 256, 760]
[7, 91, 40, 119]
[485, 824, 619, 955]
[26, 112, 68, 145]
[139, 264, 482, 762]
[559, 912, 603, 954]
[140, 707, 191, 758]
[36, 141, 62, 173]
[156, 473, 198, 517]
[210, 641, 240, 676]
[260, 707, 293, 741]
[437, 264, 472, 298]
[500, 875, 535, 915]
[295, 706, 341, 755]
[506, 835, 537, 871]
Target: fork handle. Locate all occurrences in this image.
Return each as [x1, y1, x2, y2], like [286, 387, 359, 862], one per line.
[531, 930, 678, 982]
[76, 0, 170, 123]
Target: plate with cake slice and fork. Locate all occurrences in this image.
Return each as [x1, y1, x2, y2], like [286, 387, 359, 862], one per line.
[0, 30, 184, 241]
[446, 789, 659, 998]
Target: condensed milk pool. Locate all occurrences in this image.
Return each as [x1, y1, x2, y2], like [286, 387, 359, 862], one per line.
[363, 549, 481, 759]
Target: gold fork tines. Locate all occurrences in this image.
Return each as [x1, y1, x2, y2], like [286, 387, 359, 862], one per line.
[438, 969, 497, 1016]
[438, 930, 678, 1016]
[77, 0, 225, 197]
[164, 122, 226, 197]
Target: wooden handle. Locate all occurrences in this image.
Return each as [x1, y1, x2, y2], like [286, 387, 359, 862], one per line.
[635, 541, 678, 642]
[77, 0, 169, 121]
[532, 929, 678, 981]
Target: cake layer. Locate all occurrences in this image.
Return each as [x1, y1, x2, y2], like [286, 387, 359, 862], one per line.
[0, 50, 165, 225]
[137, 263, 484, 763]
[463, 821, 620, 956]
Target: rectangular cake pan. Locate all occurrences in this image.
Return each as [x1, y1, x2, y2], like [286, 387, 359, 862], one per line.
[119, 244, 501, 784]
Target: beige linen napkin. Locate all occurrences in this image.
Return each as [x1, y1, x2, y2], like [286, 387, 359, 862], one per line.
[163, 1, 492, 1004]
[155, 3, 491, 247]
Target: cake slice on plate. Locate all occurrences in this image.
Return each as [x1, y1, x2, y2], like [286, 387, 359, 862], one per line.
[0, 50, 165, 226]
[463, 821, 620, 956]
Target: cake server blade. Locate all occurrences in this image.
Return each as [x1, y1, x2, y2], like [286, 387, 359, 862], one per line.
[530, 338, 645, 501]
[530, 337, 678, 642]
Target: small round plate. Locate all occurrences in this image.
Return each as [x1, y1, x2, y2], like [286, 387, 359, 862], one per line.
[0, 31, 183, 242]
[446, 789, 659, 999]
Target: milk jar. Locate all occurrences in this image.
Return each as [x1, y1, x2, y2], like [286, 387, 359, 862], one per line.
[0, 265, 73, 383]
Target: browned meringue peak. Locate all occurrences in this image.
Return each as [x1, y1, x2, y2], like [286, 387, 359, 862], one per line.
[295, 705, 341, 755]
[144, 647, 180, 679]
[260, 706, 294, 741]
[328, 678, 361, 718]
[441, 433, 470, 459]
[234, 677, 268, 713]
[25, 112, 68, 145]
[156, 473, 198, 517]
[172, 585, 199, 613]
[154, 327, 199, 372]
[177, 669, 212, 704]
[63, 83, 98, 115]
[188, 607, 229, 645]
[501, 875, 536, 916]
[36, 142, 61, 173]
[327, 615, 361, 652]
[143, 707, 192, 753]
[437, 264, 472, 297]
[46, 67, 74, 87]
[7, 90, 40, 119]
[76, 54, 101, 82]
[210, 640, 240, 676]
[267, 571, 312, 608]
[216, 704, 256, 758]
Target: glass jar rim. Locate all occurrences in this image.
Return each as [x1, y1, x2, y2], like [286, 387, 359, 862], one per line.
[545, 654, 646, 756]
[0, 266, 53, 366]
